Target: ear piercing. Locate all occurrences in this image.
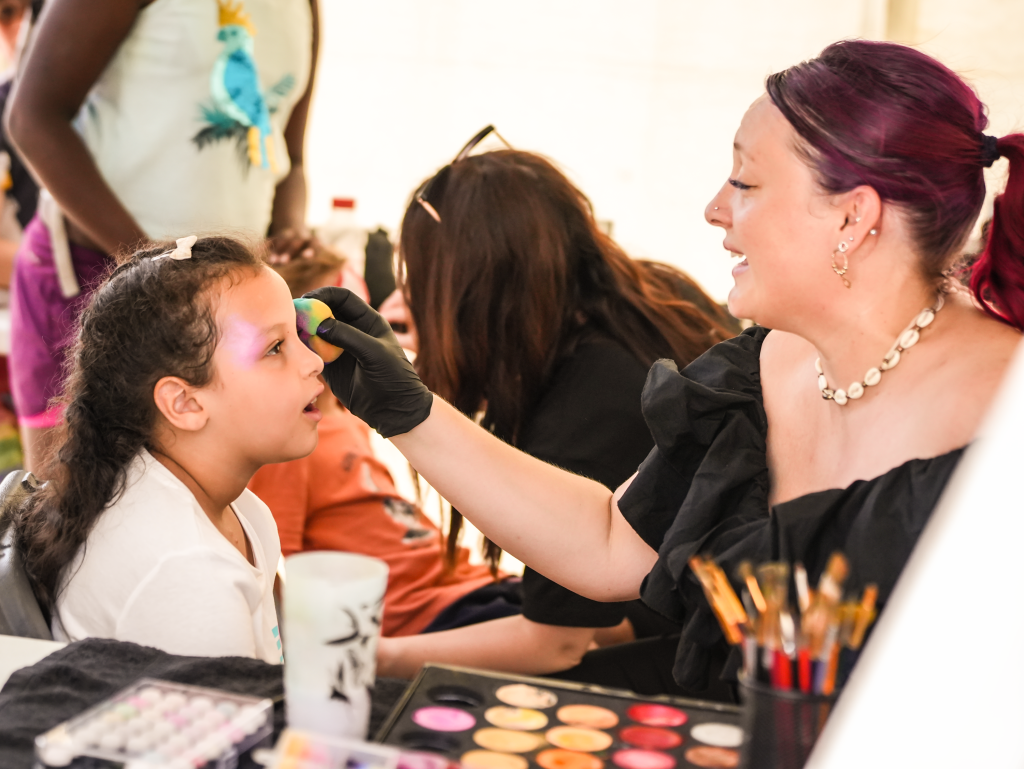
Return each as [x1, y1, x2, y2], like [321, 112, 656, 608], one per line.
[832, 241, 851, 288]
[869, 228, 878, 235]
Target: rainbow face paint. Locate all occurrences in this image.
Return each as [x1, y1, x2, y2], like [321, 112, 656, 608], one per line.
[222, 314, 267, 369]
[294, 298, 344, 363]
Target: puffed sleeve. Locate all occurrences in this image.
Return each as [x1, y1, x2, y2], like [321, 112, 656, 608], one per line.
[618, 326, 966, 691]
[618, 327, 774, 689]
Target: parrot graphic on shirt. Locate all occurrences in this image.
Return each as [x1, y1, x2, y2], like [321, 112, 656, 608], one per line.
[211, 14, 274, 170]
[192, 0, 295, 171]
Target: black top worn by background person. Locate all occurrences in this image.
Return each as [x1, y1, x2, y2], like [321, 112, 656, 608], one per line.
[619, 326, 966, 690]
[515, 330, 666, 630]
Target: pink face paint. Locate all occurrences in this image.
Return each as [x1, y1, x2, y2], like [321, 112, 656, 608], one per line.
[221, 314, 267, 369]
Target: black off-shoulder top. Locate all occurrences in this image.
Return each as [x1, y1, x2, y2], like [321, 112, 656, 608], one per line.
[618, 326, 965, 689]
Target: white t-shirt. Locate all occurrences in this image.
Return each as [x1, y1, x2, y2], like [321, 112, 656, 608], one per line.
[53, 450, 283, 665]
[73, 0, 312, 239]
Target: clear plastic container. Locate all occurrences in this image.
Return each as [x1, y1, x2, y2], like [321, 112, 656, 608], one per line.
[34, 677, 274, 769]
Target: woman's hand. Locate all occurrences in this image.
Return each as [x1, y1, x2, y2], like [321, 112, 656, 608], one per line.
[266, 227, 317, 264]
[305, 286, 433, 438]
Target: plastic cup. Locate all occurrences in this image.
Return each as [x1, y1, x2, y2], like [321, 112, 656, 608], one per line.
[283, 552, 389, 738]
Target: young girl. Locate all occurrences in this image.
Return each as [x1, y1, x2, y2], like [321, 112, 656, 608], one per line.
[13, 235, 325, 662]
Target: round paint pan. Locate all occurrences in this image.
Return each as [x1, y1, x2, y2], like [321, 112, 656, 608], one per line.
[428, 685, 485, 709]
[682, 746, 739, 768]
[689, 723, 743, 748]
[495, 684, 559, 710]
[484, 706, 549, 731]
[460, 750, 530, 769]
[544, 726, 614, 753]
[618, 726, 683, 750]
[411, 706, 476, 732]
[472, 728, 546, 753]
[556, 704, 619, 729]
[398, 730, 461, 753]
[611, 749, 677, 769]
[625, 704, 688, 728]
[536, 748, 604, 769]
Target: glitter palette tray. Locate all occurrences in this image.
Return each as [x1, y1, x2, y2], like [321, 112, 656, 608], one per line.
[376, 664, 744, 769]
[34, 678, 274, 769]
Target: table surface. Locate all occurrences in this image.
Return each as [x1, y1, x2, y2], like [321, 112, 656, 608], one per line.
[0, 634, 67, 689]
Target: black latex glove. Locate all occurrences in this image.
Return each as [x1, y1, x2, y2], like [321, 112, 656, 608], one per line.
[305, 287, 433, 438]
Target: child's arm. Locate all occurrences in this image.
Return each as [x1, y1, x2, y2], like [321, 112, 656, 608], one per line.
[266, 0, 317, 256]
[377, 615, 600, 680]
[5, 0, 148, 253]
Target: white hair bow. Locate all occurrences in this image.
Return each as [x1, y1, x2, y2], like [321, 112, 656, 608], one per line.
[152, 235, 198, 261]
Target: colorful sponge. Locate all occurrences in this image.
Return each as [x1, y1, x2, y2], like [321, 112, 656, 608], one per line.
[294, 298, 344, 363]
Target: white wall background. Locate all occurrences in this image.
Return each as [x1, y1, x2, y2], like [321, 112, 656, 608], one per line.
[305, 0, 1024, 302]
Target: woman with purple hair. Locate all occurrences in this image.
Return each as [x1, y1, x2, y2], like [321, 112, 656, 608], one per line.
[305, 40, 1024, 695]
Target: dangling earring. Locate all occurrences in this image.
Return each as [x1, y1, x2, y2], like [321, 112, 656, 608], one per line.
[832, 241, 850, 288]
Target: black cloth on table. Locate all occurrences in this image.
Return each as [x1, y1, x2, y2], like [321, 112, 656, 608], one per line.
[0, 638, 410, 769]
[618, 326, 965, 690]
[515, 331, 667, 629]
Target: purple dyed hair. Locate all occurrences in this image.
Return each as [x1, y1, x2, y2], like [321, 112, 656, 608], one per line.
[766, 40, 1024, 330]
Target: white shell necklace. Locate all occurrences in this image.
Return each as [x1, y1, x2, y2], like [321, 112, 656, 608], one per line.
[816, 292, 945, 406]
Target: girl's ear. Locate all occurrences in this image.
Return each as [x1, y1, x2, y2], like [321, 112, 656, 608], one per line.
[153, 376, 209, 432]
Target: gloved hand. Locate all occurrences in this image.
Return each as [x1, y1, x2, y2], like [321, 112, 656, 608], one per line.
[305, 287, 433, 438]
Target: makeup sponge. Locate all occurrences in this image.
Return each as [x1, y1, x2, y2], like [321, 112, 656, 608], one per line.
[294, 298, 344, 363]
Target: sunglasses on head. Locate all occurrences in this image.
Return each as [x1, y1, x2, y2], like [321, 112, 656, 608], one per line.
[416, 125, 512, 223]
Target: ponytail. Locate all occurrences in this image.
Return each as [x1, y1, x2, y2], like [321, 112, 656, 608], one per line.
[970, 134, 1024, 331]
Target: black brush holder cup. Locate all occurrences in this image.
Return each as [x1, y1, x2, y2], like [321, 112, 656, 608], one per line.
[738, 678, 837, 769]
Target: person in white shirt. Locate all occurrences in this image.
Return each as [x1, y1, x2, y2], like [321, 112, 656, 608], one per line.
[13, 235, 325, 663]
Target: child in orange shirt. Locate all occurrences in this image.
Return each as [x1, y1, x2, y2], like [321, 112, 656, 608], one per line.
[249, 249, 506, 637]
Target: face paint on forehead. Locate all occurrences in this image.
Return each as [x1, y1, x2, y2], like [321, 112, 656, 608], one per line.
[221, 314, 266, 369]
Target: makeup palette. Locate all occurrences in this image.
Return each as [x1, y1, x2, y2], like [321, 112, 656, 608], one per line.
[376, 664, 744, 769]
[33, 678, 273, 769]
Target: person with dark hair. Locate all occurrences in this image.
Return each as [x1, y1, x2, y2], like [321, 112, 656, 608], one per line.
[306, 40, 1024, 696]
[367, 138, 738, 690]
[12, 236, 324, 660]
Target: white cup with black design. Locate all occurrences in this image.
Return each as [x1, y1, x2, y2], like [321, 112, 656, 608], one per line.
[283, 552, 389, 738]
